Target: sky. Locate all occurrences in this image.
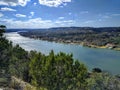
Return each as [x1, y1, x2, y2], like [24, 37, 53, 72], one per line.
[0, 0, 120, 29]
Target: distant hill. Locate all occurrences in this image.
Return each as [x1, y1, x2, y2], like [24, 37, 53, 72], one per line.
[6, 27, 120, 32]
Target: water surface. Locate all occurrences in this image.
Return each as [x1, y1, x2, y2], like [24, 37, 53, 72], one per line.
[5, 32, 120, 75]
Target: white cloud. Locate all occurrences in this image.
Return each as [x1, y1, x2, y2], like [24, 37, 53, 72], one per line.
[29, 12, 35, 18]
[0, 13, 4, 17]
[30, 12, 34, 16]
[39, 0, 71, 7]
[55, 19, 74, 25]
[68, 12, 72, 15]
[0, 18, 52, 28]
[55, 20, 74, 26]
[62, 20, 74, 23]
[15, 14, 26, 17]
[1, 18, 75, 28]
[58, 17, 64, 19]
[18, 0, 31, 6]
[1, 7, 16, 11]
[0, 0, 30, 6]
[28, 16, 32, 18]
[33, 2, 37, 6]
[0, 1, 9, 6]
[84, 20, 95, 24]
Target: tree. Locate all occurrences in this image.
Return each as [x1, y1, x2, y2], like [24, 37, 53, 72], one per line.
[29, 51, 88, 90]
[9, 44, 30, 81]
[0, 25, 6, 36]
[87, 72, 120, 90]
[0, 25, 12, 73]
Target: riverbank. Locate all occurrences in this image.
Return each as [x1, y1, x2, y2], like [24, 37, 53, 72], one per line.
[17, 27, 120, 51]
[21, 34, 120, 51]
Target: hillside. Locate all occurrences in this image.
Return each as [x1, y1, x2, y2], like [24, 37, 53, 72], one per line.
[18, 27, 120, 50]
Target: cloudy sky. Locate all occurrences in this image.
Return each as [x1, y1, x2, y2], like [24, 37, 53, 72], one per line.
[0, 0, 120, 28]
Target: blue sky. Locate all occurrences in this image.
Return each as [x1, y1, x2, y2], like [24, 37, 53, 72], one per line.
[0, 0, 120, 28]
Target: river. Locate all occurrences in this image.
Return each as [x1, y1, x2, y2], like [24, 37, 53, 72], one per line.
[5, 32, 120, 75]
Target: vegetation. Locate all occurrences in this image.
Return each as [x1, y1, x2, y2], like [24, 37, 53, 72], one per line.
[29, 51, 87, 89]
[87, 72, 120, 90]
[0, 25, 120, 89]
[19, 27, 120, 50]
[0, 25, 6, 37]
